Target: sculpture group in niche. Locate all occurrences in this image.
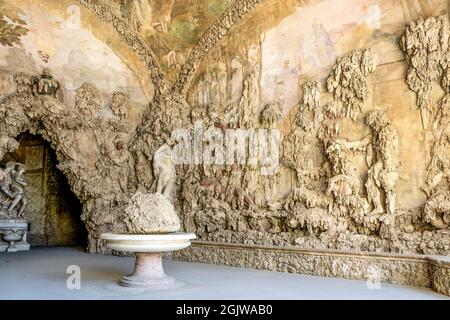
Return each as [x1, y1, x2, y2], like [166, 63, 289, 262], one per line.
[0, 162, 28, 220]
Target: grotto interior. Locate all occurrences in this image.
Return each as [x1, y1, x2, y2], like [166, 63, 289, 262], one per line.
[0, 0, 449, 300]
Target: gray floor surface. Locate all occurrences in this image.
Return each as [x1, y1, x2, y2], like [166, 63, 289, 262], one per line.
[0, 246, 448, 300]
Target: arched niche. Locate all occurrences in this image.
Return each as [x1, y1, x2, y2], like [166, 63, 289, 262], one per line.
[0, 75, 136, 252]
[1, 132, 87, 247]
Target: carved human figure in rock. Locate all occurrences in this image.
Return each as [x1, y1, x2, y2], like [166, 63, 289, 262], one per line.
[111, 92, 129, 120]
[32, 68, 60, 97]
[103, 135, 136, 194]
[152, 138, 176, 201]
[323, 127, 371, 215]
[0, 163, 14, 212]
[424, 95, 450, 196]
[423, 132, 450, 229]
[180, 165, 202, 232]
[224, 102, 240, 129]
[258, 103, 282, 208]
[239, 71, 260, 129]
[282, 110, 315, 187]
[364, 110, 399, 215]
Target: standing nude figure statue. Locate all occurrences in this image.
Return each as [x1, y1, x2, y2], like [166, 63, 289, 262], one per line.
[152, 138, 176, 201]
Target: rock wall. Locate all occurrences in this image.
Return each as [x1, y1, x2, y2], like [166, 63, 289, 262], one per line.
[0, 0, 449, 259]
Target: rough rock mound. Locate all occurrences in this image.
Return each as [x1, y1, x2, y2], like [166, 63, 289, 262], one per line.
[124, 192, 180, 234]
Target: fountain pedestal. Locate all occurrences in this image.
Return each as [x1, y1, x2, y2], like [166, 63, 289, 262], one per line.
[101, 232, 196, 290]
[0, 220, 30, 252]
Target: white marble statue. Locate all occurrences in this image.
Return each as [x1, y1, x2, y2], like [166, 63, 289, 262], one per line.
[152, 140, 176, 201]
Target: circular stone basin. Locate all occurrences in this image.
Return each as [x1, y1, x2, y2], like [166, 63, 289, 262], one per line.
[101, 232, 196, 290]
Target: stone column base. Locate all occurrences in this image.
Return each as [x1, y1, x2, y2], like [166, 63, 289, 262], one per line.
[120, 252, 177, 290]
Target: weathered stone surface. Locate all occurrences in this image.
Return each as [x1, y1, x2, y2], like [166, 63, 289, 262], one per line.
[0, 0, 449, 297]
[172, 241, 450, 293]
[124, 192, 180, 234]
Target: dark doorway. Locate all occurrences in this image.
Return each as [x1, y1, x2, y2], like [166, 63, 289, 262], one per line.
[1, 133, 87, 247]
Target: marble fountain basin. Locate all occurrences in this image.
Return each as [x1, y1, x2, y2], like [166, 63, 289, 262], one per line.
[101, 232, 196, 290]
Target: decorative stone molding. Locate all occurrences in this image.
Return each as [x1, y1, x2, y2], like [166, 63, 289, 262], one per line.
[427, 256, 450, 296]
[173, 241, 450, 296]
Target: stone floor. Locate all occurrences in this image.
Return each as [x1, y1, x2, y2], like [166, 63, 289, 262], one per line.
[0, 246, 448, 300]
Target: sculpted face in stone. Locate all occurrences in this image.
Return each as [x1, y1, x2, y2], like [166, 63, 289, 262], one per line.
[115, 140, 124, 151]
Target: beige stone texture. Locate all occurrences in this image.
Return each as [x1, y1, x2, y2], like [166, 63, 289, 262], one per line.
[0, 0, 449, 295]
